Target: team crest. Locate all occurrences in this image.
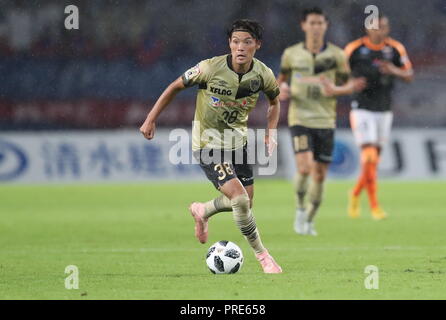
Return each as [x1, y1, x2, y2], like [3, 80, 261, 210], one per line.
[250, 79, 261, 92]
[360, 47, 370, 56]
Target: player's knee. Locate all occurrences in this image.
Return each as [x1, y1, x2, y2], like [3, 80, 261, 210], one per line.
[298, 167, 311, 176]
[361, 146, 379, 164]
[230, 193, 250, 214]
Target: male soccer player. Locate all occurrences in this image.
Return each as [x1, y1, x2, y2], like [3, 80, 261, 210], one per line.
[345, 15, 414, 220]
[277, 7, 365, 235]
[140, 20, 282, 273]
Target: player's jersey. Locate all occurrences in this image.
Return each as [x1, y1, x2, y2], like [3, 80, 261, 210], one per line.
[344, 36, 412, 112]
[280, 42, 350, 129]
[182, 54, 279, 151]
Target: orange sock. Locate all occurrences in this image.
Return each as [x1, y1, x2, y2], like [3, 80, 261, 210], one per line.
[365, 161, 379, 209]
[353, 146, 378, 197]
[352, 163, 367, 197]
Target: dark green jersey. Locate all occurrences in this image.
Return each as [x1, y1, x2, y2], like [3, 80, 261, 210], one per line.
[182, 54, 279, 151]
[280, 42, 350, 128]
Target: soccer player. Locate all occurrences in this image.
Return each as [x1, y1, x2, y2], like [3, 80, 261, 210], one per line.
[277, 7, 366, 235]
[345, 16, 414, 220]
[140, 20, 282, 273]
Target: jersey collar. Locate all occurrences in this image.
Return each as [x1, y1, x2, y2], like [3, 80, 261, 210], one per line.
[362, 36, 388, 51]
[303, 42, 328, 55]
[227, 54, 254, 75]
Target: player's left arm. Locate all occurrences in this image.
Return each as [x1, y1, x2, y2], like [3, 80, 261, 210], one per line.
[320, 50, 366, 97]
[263, 69, 281, 156]
[378, 40, 414, 83]
[265, 95, 280, 156]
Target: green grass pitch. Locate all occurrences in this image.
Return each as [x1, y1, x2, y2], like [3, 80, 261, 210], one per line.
[0, 180, 445, 299]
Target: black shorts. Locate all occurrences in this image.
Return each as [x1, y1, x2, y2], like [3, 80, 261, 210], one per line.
[193, 145, 254, 190]
[289, 125, 335, 163]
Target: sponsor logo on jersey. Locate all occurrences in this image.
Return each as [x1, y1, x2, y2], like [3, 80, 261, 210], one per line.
[360, 47, 370, 56]
[211, 96, 220, 106]
[210, 86, 232, 96]
[382, 46, 394, 60]
[210, 96, 248, 108]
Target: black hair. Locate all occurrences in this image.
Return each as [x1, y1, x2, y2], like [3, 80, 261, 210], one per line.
[301, 7, 328, 22]
[227, 19, 263, 41]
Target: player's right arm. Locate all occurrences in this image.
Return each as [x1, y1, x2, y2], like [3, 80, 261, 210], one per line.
[140, 77, 186, 140]
[140, 60, 211, 140]
[320, 48, 366, 97]
[277, 73, 290, 101]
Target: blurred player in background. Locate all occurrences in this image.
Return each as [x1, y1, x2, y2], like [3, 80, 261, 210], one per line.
[345, 15, 414, 220]
[140, 20, 282, 273]
[277, 7, 365, 236]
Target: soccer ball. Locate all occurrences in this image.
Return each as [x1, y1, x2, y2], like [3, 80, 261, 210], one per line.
[206, 240, 244, 274]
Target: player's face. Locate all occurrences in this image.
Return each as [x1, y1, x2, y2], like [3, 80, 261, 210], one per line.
[229, 32, 261, 65]
[367, 17, 390, 42]
[301, 14, 328, 40]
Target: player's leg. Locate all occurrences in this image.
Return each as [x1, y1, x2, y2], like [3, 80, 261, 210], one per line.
[189, 148, 234, 244]
[293, 151, 313, 234]
[244, 184, 254, 208]
[289, 125, 313, 234]
[367, 111, 393, 219]
[189, 147, 254, 243]
[303, 128, 334, 236]
[294, 152, 313, 211]
[349, 109, 377, 218]
[199, 195, 232, 219]
[220, 178, 282, 273]
[306, 161, 329, 227]
[192, 145, 255, 220]
[191, 182, 253, 226]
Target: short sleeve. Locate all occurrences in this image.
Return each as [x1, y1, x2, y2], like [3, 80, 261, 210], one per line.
[393, 43, 413, 71]
[280, 49, 292, 76]
[335, 50, 351, 85]
[181, 60, 211, 87]
[262, 68, 280, 100]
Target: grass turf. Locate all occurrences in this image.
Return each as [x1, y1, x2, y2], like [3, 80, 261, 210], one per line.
[0, 180, 445, 300]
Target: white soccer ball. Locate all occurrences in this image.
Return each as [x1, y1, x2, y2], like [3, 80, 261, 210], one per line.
[206, 240, 244, 274]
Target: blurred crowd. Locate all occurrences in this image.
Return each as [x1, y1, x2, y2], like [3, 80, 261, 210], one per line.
[0, 0, 445, 129]
[1, 0, 445, 63]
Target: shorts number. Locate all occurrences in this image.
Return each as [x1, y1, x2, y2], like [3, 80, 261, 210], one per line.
[214, 162, 234, 180]
[294, 135, 308, 151]
[307, 86, 321, 99]
[222, 111, 239, 124]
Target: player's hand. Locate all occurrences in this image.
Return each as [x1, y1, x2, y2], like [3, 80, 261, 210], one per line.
[278, 82, 290, 101]
[319, 75, 336, 97]
[378, 60, 398, 75]
[265, 133, 278, 157]
[352, 77, 367, 92]
[140, 119, 156, 140]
